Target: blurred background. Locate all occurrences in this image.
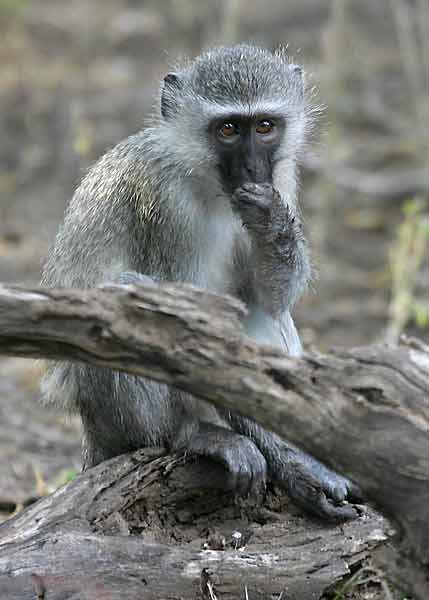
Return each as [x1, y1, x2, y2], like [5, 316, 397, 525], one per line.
[0, 0, 428, 536]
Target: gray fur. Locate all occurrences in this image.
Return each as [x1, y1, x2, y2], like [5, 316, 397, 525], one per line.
[41, 45, 360, 519]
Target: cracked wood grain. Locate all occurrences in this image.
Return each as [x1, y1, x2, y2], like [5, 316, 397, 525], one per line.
[0, 282, 428, 598]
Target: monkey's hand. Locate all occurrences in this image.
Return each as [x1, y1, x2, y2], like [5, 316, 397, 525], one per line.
[273, 447, 363, 521]
[231, 183, 310, 314]
[231, 182, 295, 242]
[173, 420, 267, 497]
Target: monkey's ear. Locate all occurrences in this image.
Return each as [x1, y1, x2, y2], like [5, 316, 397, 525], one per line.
[289, 64, 304, 97]
[161, 72, 183, 119]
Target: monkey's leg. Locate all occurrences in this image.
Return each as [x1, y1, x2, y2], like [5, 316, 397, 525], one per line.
[101, 271, 267, 496]
[172, 418, 267, 496]
[48, 269, 168, 469]
[72, 365, 171, 470]
[227, 414, 362, 521]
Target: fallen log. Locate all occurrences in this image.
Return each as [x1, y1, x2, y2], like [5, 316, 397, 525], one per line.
[0, 282, 428, 598]
[0, 448, 386, 600]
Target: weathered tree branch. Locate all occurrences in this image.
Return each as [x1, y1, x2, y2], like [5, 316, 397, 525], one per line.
[0, 448, 386, 600]
[0, 282, 428, 598]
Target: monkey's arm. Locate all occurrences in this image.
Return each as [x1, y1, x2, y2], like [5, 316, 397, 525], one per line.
[232, 184, 306, 355]
[231, 183, 311, 319]
[231, 191, 361, 519]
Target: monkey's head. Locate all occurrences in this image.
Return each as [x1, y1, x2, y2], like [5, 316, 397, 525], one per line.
[158, 44, 317, 196]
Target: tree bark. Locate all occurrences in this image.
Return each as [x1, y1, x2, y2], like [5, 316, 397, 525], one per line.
[0, 448, 386, 600]
[0, 283, 428, 598]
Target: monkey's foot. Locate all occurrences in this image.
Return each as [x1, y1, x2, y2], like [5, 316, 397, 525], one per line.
[275, 451, 363, 522]
[217, 435, 268, 497]
[175, 422, 267, 497]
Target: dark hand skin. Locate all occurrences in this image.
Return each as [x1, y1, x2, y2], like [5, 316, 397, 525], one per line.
[220, 409, 363, 522]
[173, 419, 267, 497]
[171, 407, 362, 520]
[232, 183, 308, 316]
[270, 442, 363, 520]
[168, 402, 362, 520]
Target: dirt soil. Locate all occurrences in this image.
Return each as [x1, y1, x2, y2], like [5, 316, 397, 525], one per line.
[0, 1, 426, 598]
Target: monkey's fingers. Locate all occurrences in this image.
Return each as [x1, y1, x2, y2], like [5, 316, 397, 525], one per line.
[318, 472, 364, 505]
[232, 183, 273, 213]
[237, 182, 275, 195]
[227, 464, 266, 498]
[311, 494, 361, 522]
[220, 439, 267, 498]
[283, 450, 365, 508]
[283, 466, 361, 522]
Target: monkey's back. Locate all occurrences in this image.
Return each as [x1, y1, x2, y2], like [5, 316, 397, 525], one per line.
[42, 132, 164, 289]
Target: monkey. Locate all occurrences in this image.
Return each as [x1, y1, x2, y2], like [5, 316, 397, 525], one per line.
[41, 44, 361, 521]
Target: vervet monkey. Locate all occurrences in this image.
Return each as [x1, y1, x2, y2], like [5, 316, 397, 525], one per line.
[42, 45, 360, 520]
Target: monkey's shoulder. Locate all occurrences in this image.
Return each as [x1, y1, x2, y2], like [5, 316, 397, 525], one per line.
[71, 130, 161, 214]
[85, 131, 153, 184]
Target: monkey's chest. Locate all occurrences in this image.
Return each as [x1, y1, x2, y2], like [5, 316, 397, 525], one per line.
[187, 211, 242, 294]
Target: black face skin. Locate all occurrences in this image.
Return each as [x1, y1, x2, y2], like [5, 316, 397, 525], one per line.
[211, 114, 285, 195]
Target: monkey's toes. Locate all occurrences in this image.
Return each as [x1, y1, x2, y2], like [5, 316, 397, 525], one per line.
[289, 476, 361, 522]
[222, 437, 267, 497]
[322, 473, 364, 505]
[313, 494, 361, 522]
[281, 461, 363, 522]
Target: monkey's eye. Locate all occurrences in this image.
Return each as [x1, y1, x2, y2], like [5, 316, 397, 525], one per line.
[219, 122, 239, 138]
[256, 119, 275, 134]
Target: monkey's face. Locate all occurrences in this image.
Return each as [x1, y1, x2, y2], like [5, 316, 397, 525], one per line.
[159, 45, 315, 197]
[210, 114, 286, 195]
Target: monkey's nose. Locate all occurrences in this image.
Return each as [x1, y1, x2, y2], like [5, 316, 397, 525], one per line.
[243, 158, 272, 185]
